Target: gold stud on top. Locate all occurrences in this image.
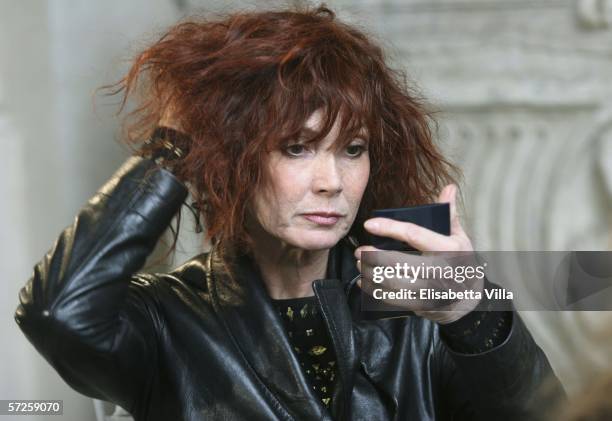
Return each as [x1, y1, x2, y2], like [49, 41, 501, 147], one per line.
[309, 346, 327, 356]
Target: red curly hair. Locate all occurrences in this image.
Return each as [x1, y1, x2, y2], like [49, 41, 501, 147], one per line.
[109, 4, 459, 257]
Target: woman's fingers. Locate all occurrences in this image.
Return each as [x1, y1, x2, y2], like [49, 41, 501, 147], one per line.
[358, 184, 472, 253]
[363, 218, 455, 252]
[436, 184, 465, 236]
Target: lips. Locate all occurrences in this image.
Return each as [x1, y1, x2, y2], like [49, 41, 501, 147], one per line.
[301, 212, 344, 226]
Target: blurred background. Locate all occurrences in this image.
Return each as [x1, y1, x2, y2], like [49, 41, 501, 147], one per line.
[1, 0, 611, 420]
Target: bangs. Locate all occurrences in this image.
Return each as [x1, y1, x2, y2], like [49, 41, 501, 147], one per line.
[264, 35, 381, 152]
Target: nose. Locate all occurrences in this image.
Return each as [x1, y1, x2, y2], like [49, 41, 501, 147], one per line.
[312, 154, 343, 196]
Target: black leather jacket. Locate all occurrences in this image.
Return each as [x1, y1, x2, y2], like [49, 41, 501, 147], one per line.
[15, 157, 562, 421]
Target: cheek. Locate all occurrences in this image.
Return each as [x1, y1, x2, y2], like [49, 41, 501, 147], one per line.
[253, 165, 308, 224]
[269, 163, 310, 205]
[345, 160, 370, 202]
[251, 191, 271, 227]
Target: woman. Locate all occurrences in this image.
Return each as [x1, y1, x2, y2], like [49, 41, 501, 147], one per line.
[15, 5, 562, 421]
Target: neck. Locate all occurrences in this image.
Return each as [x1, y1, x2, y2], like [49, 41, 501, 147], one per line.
[248, 229, 330, 300]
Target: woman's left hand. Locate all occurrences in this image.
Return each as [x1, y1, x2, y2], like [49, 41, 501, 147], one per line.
[354, 184, 483, 324]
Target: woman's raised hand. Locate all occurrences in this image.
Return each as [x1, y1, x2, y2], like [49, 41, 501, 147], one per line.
[356, 184, 472, 255]
[354, 184, 483, 324]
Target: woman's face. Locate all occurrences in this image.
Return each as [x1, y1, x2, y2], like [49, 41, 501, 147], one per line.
[250, 110, 370, 251]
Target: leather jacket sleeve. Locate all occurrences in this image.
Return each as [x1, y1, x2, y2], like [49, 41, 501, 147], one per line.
[14, 157, 188, 412]
[435, 311, 565, 420]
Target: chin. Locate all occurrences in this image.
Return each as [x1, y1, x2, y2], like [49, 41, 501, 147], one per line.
[287, 230, 342, 251]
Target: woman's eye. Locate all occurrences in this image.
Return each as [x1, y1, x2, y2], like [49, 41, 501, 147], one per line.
[346, 144, 367, 157]
[284, 144, 307, 157]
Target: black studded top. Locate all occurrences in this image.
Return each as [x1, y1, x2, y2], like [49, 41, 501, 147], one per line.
[271, 296, 337, 410]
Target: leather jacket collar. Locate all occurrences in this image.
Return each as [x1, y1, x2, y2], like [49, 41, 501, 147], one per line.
[205, 238, 360, 420]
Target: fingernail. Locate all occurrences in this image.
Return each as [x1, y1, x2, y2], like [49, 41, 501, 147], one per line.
[364, 220, 379, 231]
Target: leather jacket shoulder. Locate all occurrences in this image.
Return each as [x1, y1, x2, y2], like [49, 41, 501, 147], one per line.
[15, 158, 564, 421]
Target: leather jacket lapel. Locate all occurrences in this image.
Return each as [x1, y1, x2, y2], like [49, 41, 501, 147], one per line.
[313, 278, 357, 421]
[316, 239, 361, 420]
[207, 248, 332, 421]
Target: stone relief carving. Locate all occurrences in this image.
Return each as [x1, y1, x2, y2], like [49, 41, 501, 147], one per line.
[577, 0, 612, 29]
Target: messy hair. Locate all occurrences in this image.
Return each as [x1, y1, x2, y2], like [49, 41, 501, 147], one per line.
[109, 4, 459, 257]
